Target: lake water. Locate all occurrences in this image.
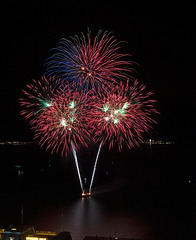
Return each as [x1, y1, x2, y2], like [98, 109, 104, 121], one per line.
[0, 142, 195, 240]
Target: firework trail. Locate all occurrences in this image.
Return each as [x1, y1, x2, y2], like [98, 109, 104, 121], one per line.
[88, 80, 158, 192]
[19, 77, 92, 193]
[27, 86, 91, 194]
[89, 139, 104, 194]
[45, 30, 133, 94]
[71, 140, 84, 193]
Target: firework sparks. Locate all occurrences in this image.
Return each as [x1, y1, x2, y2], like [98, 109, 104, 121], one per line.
[45, 30, 133, 94]
[19, 76, 60, 124]
[32, 88, 91, 156]
[89, 80, 158, 150]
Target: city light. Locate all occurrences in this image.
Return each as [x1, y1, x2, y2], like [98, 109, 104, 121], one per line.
[26, 237, 46, 240]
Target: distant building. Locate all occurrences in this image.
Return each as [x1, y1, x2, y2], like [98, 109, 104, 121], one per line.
[53, 232, 72, 240]
[0, 229, 5, 240]
[83, 237, 138, 240]
[0, 226, 71, 240]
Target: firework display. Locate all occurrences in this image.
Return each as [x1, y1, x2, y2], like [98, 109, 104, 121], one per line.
[20, 30, 158, 196]
[45, 30, 133, 93]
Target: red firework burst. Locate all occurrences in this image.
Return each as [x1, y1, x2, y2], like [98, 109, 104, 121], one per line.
[19, 76, 60, 124]
[89, 80, 158, 150]
[45, 30, 134, 93]
[32, 88, 91, 156]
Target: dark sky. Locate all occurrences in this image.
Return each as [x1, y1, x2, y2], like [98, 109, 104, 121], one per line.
[1, 1, 196, 143]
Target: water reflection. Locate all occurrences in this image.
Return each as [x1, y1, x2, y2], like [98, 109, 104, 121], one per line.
[68, 197, 104, 239]
[34, 195, 157, 240]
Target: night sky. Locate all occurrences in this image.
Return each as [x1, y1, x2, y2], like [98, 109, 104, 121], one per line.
[1, 2, 196, 143]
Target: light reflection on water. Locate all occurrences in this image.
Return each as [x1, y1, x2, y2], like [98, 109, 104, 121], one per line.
[34, 196, 157, 240]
